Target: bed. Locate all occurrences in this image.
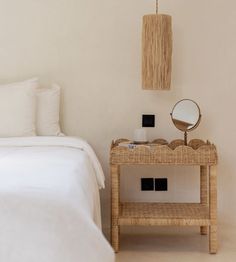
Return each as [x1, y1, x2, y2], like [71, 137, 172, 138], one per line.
[0, 136, 114, 262]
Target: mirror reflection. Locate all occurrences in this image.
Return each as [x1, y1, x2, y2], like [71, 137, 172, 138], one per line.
[171, 99, 201, 132]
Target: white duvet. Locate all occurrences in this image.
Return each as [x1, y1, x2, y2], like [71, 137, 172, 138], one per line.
[0, 137, 114, 262]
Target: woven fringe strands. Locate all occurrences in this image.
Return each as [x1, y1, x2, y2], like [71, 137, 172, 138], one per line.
[142, 1, 172, 90]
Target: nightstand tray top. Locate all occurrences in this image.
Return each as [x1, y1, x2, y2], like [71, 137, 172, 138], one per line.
[110, 138, 218, 165]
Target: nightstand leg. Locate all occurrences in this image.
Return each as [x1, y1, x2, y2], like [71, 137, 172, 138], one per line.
[209, 165, 217, 254]
[200, 165, 208, 235]
[111, 164, 120, 252]
[111, 225, 119, 252]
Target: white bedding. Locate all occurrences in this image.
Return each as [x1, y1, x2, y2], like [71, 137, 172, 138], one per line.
[0, 137, 114, 262]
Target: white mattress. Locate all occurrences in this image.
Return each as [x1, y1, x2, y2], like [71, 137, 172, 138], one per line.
[0, 136, 114, 262]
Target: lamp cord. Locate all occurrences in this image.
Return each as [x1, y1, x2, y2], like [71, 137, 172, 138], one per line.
[156, 0, 158, 14]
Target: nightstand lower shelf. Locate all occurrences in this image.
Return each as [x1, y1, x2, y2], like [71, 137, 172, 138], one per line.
[119, 202, 210, 226]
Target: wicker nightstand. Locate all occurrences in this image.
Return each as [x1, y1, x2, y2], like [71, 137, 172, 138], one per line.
[110, 138, 218, 254]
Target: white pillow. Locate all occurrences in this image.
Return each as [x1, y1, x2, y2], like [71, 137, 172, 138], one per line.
[0, 78, 38, 137]
[36, 84, 63, 136]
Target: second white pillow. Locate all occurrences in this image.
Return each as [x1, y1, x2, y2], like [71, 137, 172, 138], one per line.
[36, 84, 63, 136]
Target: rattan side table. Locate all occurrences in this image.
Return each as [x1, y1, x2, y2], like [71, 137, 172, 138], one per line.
[110, 138, 218, 254]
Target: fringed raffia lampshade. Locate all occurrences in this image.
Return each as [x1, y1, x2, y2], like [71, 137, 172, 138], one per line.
[142, 1, 172, 90]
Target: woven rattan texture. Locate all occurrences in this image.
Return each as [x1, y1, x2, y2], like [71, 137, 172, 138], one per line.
[120, 203, 208, 219]
[110, 139, 217, 165]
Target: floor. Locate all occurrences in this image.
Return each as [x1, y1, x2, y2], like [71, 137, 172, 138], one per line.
[115, 225, 236, 262]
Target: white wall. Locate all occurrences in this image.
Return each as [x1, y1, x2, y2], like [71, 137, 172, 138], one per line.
[0, 0, 236, 232]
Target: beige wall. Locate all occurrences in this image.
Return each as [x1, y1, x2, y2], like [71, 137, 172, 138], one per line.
[0, 0, 236, 230]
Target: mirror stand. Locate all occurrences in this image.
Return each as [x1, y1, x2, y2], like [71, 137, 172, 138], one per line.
[184, 131, 188, 146]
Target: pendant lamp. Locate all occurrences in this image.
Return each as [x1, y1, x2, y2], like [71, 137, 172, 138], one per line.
[142, 0, 172, 90]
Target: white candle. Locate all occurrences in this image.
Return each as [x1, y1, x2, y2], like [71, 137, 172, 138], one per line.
[134, 128, 147, 142]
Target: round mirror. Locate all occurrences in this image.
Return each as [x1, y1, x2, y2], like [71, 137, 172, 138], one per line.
[171, 99, 201, 144]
